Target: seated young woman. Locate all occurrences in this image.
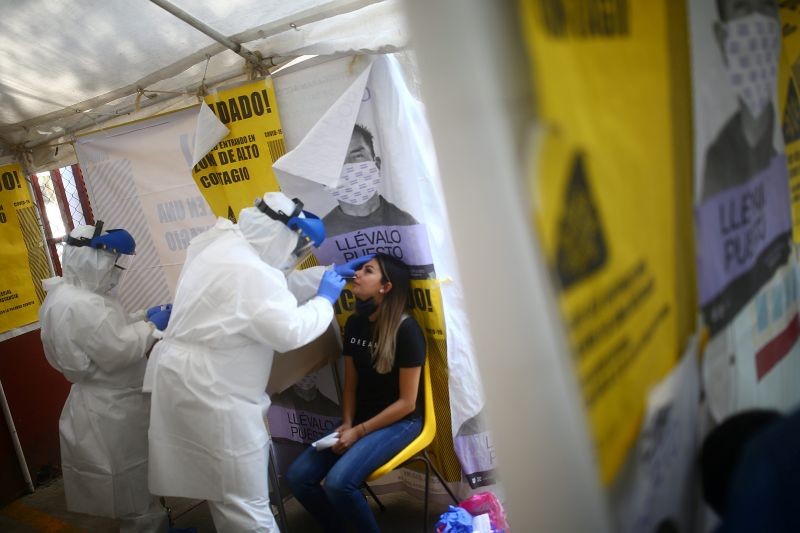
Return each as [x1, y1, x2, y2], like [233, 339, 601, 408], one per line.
[286, 253, 426, 533]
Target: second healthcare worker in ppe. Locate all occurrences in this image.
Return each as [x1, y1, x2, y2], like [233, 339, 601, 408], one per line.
[39, 222, 170, 533]
[146, 192, 355, 532]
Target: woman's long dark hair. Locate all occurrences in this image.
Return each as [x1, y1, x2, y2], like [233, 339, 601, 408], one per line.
[372, 253, 411, 374]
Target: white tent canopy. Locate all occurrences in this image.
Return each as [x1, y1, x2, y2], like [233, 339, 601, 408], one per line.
[0, 0, 407, 170]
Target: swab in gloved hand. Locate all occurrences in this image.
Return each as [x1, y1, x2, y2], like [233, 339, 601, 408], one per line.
[316, 270, 345, 304]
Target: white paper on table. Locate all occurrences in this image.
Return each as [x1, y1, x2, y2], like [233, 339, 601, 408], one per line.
[471, 513, 492, 533]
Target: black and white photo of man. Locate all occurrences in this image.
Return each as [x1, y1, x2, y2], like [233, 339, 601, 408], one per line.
[702, 0, 781, 200]
[322, 123, 418, 236]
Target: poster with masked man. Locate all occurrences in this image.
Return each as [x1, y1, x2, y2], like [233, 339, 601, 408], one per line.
[274, 54, 489, 491]
[690, 0, 800, 420]
[266, 366, 342, 486]
[274, 60, 433, 281]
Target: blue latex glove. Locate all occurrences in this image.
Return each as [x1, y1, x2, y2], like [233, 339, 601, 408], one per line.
[317, 270, 346, 304]
[435, 505, 473, 533]
[146, 303, 172, 320]
[149, 308, 172, 331]
[333, 254, 375, 278]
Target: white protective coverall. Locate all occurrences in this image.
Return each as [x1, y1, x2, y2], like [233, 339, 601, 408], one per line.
[39, 226, 167, 532]
[146, 208, 333, 532]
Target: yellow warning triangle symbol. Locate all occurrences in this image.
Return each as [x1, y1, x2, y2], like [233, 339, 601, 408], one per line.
[555, 152, 608, 289]
[783, 78, 800, 144]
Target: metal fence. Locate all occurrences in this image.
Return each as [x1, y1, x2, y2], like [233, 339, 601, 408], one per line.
[29, 164, 94, 275]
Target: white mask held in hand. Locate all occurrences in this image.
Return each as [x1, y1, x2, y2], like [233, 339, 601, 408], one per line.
[723, 13, 780, 119]
[329, 161, 381, 205]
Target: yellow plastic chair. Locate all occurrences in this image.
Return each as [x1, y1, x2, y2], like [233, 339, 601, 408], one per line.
[364, 361, 460, 530]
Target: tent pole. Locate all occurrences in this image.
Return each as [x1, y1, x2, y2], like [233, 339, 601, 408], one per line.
[149, 0, 264, 69]
[0, 378, 35, 493]
[4, 1, 378, 143]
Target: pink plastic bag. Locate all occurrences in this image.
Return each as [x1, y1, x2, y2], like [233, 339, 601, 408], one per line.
[458, 491, 510, 532]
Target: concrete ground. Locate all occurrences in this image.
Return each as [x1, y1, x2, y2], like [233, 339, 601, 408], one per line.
[0, 477, 443, 532]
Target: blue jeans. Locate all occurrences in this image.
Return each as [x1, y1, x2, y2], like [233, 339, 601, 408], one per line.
[286, 417, 422, 533]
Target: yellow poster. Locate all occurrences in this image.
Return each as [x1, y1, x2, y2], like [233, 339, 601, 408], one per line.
[193, 78, 285, 219]
[519, 1, 693, 483]
[0, 163, 50, 332]
[779, 6, 800, 243]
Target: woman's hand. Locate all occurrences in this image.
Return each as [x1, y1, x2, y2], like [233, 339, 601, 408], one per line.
[331, 426, 362, 455]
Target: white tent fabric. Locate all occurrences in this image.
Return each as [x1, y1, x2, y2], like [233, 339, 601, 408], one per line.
[0, 0, 407, 170]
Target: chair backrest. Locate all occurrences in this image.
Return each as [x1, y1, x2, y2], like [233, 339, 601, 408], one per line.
[419, 361, 436, 441]
[366, 360, 435, 481]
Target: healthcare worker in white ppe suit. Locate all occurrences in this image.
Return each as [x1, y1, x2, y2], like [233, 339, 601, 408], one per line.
[146, 192, 366, 532]
[39, 222, 171, 533]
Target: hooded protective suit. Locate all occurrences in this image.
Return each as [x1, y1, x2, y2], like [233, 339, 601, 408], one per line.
[145, 206, 333, 529]
[39, 225, 163, 528]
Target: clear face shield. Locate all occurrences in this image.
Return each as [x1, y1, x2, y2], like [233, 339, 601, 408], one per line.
[114, 253, 134, 271]
[96, 252, 129, 294]
[286, 233, 316, 272]
[106, 253, 134, 291]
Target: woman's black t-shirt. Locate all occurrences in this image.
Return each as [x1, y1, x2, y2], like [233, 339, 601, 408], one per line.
[342, 314, 426, 424]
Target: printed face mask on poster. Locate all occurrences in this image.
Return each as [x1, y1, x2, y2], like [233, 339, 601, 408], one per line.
[722, 13, 780, 119]
[330, 161, 382, 205]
